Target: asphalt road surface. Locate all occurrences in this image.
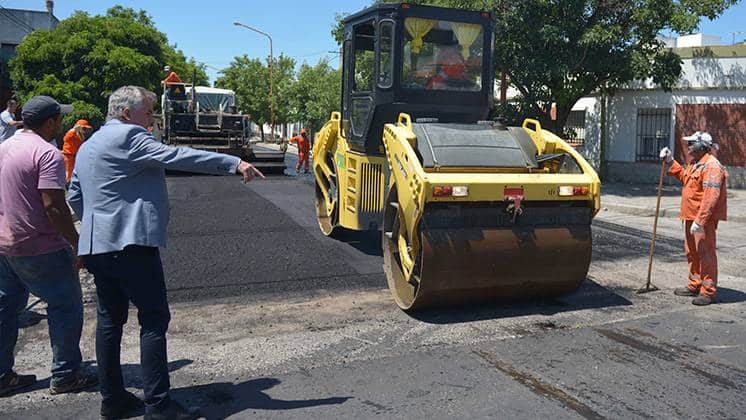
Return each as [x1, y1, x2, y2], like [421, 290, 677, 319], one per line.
[3, 172, 745, 419]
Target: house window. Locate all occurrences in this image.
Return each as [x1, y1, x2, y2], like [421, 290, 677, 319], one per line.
[565, 110, 586, 146]
[636, 108, 671, 162]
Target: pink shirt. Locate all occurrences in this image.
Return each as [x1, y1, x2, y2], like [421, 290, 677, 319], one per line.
[0, 131, 69, 256]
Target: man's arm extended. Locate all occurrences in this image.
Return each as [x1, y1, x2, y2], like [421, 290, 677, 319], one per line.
[41, 189, 79, 252]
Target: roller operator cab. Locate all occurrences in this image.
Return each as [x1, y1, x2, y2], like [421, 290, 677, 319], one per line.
[313, 3, 601, 311]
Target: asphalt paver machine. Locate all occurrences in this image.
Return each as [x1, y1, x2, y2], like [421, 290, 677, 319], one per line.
[313, 3, 601, 310]
[159, 83, 286, 173]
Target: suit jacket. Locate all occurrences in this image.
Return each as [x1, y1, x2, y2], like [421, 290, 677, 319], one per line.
[68, 119, 240, 255]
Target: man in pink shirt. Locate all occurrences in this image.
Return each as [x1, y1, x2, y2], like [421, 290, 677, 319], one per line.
[0, 96, 98, 397]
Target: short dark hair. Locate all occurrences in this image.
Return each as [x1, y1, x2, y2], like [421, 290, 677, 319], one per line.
[6, 99, 17, 107]
[23, 113, 59, 130]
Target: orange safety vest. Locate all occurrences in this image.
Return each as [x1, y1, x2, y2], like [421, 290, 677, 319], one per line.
[289, 135, 310, 153]
[668, 153, 728, 225]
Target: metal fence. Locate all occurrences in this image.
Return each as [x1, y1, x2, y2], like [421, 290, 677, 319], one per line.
[565, 110, 586, 147]
[636, 108, 671, 161]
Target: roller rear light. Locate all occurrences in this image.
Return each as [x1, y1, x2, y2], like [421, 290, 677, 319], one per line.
[559, 186, 590, 196]
[433, 186, 469, 197]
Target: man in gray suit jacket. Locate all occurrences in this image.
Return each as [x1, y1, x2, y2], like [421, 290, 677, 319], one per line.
[68, 85, 263, 420]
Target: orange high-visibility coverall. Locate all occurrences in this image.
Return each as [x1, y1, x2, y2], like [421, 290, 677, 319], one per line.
[667, 153, 728, 298]
[288, 134, 311, 173]
[62, 129, 84, 183]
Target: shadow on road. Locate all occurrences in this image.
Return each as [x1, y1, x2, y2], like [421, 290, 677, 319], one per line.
[18, 309, 46, 329]
[409, 278, 633, 324]
[716, 287, 746, 304]
[170, 377, 351, 418]
[331, 229, 383, 257]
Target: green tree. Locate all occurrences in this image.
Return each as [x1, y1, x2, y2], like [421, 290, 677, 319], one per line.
[272, 55, 298, 127]
[291, 58, 342, 133]
[372, 0, 739, 133]
[9, 6, 207, 129]
[216, 54, 295, 140]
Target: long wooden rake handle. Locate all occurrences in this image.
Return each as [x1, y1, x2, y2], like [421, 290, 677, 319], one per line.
[641, 159, 667, 292]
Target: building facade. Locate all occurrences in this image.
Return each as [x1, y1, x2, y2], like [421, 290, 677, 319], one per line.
[573, 40, 746, 188]
[0, 1, 59, 105]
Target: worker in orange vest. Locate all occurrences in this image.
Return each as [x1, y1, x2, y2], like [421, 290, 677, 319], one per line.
[62, 119, 93, 184]
[288, 129, 311, 174]
[161, 65, 182, 86]
[660, 131, 728, 305]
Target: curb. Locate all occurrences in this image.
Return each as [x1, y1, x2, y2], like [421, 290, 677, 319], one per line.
[602, 201, 746, 224]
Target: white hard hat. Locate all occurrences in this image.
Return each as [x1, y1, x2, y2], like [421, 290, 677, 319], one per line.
[683, 131, 715, 151]
[683, 131, 713, 143]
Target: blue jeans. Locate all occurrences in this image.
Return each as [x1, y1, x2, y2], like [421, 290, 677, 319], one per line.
[83, 246, 171, 412]
[0, 248, 83, 380]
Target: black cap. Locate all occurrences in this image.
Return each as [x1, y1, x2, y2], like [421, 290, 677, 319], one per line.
[21, 95, 73, 125]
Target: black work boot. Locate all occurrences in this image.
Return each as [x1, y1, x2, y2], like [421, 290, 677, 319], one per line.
[0, 372, 36, 397]
[674, 287, 698, 297]
[101, 390, 144, 420]
[144, 400, 202, 420]
[49, 368, 98, 395]
[692, 295, 715, 306]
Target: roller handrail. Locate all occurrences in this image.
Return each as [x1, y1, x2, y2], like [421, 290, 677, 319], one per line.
[397, 113, 413, 129]
[522, 118, 542, 134]
[522, 118, 549, 154]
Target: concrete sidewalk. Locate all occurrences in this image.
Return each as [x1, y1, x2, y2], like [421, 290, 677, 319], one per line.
[601, 182, 746, 224]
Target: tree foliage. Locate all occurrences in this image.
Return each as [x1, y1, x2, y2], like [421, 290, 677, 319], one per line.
[291, 59, 342, 133]
[372, 0, 739, 132]
[9, 6, 207, 129]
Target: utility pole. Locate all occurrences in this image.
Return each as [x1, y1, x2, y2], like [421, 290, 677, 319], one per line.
[234, 21, 275, 142]
[731, 31, 744, 45]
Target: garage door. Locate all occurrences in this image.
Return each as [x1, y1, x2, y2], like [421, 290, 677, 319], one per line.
[675, 104, 746, 166]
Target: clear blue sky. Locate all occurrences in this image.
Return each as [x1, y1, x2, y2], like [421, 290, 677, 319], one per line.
[2, 0, 745, 83]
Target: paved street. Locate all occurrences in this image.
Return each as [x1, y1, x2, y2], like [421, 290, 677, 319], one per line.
[2, 167, 745, 419]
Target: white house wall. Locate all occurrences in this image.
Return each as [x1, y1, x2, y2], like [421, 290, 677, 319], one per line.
[630, 57, 746, 90]
[601, 90, 746, 163]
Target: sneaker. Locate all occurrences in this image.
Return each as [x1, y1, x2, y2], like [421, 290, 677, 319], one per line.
[692, 295, 715, 306]
[674, 287, 698, 297]
[101, 390, 144, 420]
[0, 372, 36, 397]
[49, 369, 98, 395]
[144, 400, 202, 420]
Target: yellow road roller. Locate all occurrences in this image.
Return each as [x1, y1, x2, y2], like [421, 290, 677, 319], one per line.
[313, 3, 601, 310]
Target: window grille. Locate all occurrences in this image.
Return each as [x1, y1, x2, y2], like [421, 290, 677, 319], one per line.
[565, 110, 586, 146]
[636, 108, 671, 161]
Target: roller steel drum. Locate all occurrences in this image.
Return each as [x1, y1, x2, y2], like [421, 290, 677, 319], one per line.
[384, 202, 592, 311]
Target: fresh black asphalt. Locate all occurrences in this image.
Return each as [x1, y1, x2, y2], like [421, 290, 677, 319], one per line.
[162, 174, 385, 303]
[161, 174, 686, 303]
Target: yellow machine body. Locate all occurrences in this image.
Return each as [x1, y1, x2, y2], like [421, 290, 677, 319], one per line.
[315, 3, 600, 310]
[314, 112, 601, 310]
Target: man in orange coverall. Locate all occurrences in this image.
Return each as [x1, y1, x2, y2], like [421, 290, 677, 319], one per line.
[660, 131, 728, 306]
[161, 65, 182, 86]
[62, 119, 92, 184]
[288, 129, 311, 174]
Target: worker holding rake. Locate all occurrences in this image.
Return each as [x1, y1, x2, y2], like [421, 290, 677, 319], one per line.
[660, 131, 727, 306]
